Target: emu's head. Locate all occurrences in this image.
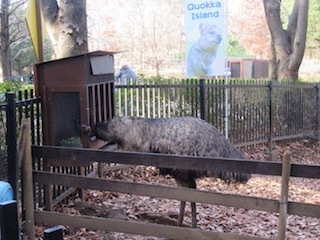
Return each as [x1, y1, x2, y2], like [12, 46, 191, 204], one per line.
[95, 116, 136, 144]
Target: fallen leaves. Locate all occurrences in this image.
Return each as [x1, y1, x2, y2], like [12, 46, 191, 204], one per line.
[31, 139, 319, 239]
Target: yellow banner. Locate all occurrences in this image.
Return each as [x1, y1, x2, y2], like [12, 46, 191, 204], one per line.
[25, 0, 44, 62]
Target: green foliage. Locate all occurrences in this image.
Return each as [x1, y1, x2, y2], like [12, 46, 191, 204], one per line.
[138, 74, 165, 82]
[306, 0, 320, 57]
[59, 137, 82, 147]
[0, 81, 34, 103]
[299, 76, 320, 83]
[228, 38, 249, 58]
[0, 80, 22, 93]
[281, 0, 320, 57]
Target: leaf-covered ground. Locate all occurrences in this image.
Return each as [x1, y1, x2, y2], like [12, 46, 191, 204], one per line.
[34, 139, 319, 239]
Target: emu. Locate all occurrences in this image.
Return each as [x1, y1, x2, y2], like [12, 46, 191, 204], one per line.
[95, 116, 250, 228]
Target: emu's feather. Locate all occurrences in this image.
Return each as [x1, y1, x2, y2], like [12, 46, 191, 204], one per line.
[96, 116, 250, 227]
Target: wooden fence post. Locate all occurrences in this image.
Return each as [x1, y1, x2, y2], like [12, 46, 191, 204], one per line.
[316, 83, 320, 142]
[21, 119, 35, 239]
[278, 151, 291, 240]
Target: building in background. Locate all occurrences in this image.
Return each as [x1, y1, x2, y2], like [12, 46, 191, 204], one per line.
[229, 59, 269, 79]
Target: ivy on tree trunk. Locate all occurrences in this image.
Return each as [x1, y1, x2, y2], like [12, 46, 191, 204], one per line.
[40, 0, 88, 59]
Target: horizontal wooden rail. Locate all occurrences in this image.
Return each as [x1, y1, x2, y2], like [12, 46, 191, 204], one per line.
[33, 171, 320, 218]
[29, 145, 320, 239]
[34, 210, 269, 240]
[32, 145, 320, 179]
[34, 171, 279, 213]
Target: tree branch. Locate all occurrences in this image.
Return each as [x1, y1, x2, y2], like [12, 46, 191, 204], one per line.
[8, 0, 27, 16]
[263, 0, 289, 55]
[289, 0, 308, 71]
[287, 0, 299, 35]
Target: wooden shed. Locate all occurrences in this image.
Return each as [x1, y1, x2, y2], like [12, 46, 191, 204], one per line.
[34, 51, 116, 149]
[229, 59, 269, 79]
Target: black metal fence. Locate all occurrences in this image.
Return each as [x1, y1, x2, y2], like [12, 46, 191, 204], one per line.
[0, 80, 318, 239]
[0, 80, 319, 205]
[0, 91, 41, 239]
[115, 79, 320, 146]
[0, 90, 95, 210]
[0, 91, 41, 186]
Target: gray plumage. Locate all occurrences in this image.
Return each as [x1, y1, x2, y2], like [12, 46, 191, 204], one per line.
[114, 65, 137, 82]
[96, 116, 250, 227]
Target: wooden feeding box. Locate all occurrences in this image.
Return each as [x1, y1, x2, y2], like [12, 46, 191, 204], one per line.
[34, 51, 116, 149]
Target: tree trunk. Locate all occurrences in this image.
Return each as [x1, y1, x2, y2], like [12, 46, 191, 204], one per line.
[1, 0, 11, 80]
[40, 0, 88, 59]
[263, 0, 308, 81]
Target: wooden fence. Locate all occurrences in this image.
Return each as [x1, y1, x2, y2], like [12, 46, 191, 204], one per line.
[18, 121, 320, 240]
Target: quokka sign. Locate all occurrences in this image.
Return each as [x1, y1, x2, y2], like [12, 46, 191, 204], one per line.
[185, 0, 227, 77]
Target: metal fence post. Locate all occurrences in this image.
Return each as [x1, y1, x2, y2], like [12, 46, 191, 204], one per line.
[6, 92, 18, 199]
[268, 81, 273, 149]
[268, 81, 277, 161]
[199, 79, 205, 120]
[0, 200, 20, 240]
[44, 226, 64, 240]
[316, 83, 320, 142]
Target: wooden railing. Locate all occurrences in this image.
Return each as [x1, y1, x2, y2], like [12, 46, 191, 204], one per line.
[18, 119, 319, 239]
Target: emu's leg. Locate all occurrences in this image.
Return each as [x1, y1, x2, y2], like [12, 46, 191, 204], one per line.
[191, 202, 197, 228]
[189, 178, 197, 228]
[175, 177, 197, 227]
[177, 201, 186, 226]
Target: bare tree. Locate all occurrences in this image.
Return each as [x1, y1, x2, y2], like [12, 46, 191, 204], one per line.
[228, 1, 271, 59]
[1, 0, 27, 80]
[88, 0, 184, 76]
[124, 0, 184, 76]
[1, 0, 11, 80]
[263, 0, 308, 81]
[40, 0, 88, 59]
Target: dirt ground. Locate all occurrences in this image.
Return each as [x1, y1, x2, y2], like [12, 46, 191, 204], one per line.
[34, 138, 319, 239]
